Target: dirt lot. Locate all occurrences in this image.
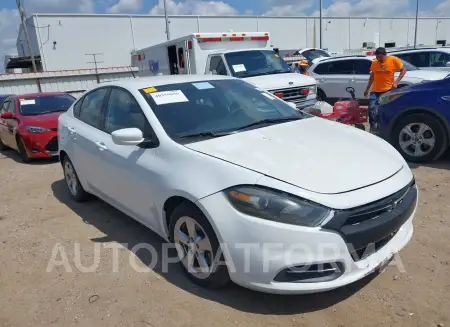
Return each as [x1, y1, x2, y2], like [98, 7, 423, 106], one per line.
[0, 149, 449, 327]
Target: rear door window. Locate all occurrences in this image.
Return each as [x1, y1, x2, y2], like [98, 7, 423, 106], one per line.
[327, 60, 354, 74]
[354, 59, 371, 74]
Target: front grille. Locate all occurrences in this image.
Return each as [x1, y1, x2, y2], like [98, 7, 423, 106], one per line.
[45, 137, 58, 152]
[323, 180, 417, 262]
[269, 86, 313, 104]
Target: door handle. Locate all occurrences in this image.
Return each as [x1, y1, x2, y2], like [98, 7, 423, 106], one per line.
[95, 141, 107, 151]
[441, 96, 450, 102]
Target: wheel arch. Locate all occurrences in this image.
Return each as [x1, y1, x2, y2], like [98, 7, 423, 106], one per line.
[161, 194, 224, 244]
[388, 106, 450, 145]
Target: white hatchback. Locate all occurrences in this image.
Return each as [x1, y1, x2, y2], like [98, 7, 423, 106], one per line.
[58, 74, 418, 294]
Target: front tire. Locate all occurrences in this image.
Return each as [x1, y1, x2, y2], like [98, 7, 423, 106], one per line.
[16, 136, 30, 163]
[317, 88, 327, 102]
[169, 202, 230, 289]
[393, 113, 448, 163]
[63, 156, 89, 202]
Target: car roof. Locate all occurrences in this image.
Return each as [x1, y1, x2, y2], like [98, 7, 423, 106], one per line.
[313, 55, 369, 64]
[100, 74, 235, 90]
[388, 48, 450, 54]
[12, 92, 68, 99]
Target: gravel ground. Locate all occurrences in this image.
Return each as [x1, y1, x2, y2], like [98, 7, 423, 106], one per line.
[0, 149, 449, 327]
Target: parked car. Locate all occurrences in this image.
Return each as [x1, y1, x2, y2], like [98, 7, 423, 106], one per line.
[372, 77, 450, 163]
[0, 92, 76, 162]
[308, 55, 450, 104]
[388, 47, 450, 71]
[58, 75, 417, 294]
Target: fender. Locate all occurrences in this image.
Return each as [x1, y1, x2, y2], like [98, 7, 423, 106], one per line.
[387, 106, 450, 145]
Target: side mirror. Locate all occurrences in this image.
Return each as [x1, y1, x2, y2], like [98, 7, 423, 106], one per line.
[0, 112, 14, 119]
[111, 128, 144, 146]
[446, 61, 450, 67]
[287, 102, 298, 110]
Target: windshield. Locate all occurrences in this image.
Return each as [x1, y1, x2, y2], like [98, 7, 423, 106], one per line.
[301, 49, 331, 62]
[224, 50, 291, 78]
[140, 79, 308, 143]
[400, 59, 419, 71]
[19, 94, 75, 116]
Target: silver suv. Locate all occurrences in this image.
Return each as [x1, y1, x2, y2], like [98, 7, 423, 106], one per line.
[388, 48, 450, 71]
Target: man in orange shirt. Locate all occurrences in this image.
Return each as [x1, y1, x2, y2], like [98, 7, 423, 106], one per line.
[364, 47, 407, 130]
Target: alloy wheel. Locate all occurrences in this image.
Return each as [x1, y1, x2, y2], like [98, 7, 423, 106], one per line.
[173, 216, 215, 279]
[399, 122, 435, 158]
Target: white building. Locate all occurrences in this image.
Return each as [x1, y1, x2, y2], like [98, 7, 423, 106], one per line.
[7, 13, 450, 72]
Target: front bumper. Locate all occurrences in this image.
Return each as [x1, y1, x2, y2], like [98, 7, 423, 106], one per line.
[292, 98, 317, 110]
[22, 131, 58, 158]
[196, 182, 417, 294]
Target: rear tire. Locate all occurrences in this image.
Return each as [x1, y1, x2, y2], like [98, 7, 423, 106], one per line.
[16, 136, 30, 163]
[0, 137, 8, 151]
[169, 202, 230, 289]
[392, 113, 448, 163]
[63, 156, 89, 202]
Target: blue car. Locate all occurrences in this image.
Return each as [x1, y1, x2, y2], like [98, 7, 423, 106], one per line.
[373, 77, 450, 163]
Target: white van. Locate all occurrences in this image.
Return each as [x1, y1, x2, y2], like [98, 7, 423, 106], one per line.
[132, 32, 317, 109]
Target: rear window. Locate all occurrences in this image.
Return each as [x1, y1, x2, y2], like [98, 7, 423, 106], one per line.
[19, 94, 76, 116]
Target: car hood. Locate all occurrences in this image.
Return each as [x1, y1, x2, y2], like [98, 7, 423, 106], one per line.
[22, 112, 63, 129]
[404, 69, 449, 80]
[242, 73, 317, 90]
[184, 118, 404, 194]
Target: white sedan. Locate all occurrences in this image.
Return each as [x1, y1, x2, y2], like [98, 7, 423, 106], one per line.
[58, 74, 418, 294]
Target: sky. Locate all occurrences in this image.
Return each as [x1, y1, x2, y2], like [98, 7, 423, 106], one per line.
[1, 0, 450, 71]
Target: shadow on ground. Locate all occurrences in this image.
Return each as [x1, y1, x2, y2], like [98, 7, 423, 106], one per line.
[0, 149, 58, 165]
[51, 179, 380, 315]
[408, 150, 450, 170]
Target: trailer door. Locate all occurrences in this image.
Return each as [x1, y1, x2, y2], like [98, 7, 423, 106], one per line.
[176, 44, 189, 74]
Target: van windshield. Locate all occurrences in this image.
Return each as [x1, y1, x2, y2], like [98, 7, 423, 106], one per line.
[224, 50, 291, 78]
[140, 79, 308, 143]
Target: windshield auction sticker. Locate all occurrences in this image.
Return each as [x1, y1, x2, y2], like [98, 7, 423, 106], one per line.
[150, 90, 189, 105]
[19, 99, 36, 105]
[232, 64, 246, 72]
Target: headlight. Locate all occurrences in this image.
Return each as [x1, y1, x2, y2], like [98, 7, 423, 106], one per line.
[308, 84, 317, 94]
[223, 186, 334, 227]
[26, 126, 51, 133]
[378, 92, 407, 105]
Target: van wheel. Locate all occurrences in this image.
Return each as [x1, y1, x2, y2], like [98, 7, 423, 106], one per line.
[317, 89, 327, 102]
[393, 113, 447, 163]
[169, 202, 230, 289]
[63, 156, 89, 202]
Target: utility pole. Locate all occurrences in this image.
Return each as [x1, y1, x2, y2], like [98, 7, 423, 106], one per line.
[85, 53, 104, 83]
[16, 0, 38, 72]
[414, 0, 419, 48]
[163, 0, 170, 40]
[319, 0, 323, 49]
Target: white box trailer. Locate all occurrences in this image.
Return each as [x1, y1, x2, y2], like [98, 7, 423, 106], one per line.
[132, 32, 317, 109]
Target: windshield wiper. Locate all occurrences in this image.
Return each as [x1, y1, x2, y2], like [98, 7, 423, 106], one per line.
[231, 116, 301, 132]
[178, 131, 231, 139]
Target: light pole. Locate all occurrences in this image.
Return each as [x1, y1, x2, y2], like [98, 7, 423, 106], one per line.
[319, 0, 323, 49]
[15, 0, 37, 72]
[435, 20, 442, 45]
[413, 0, 419, 48]
[163, 0, 170, 40]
